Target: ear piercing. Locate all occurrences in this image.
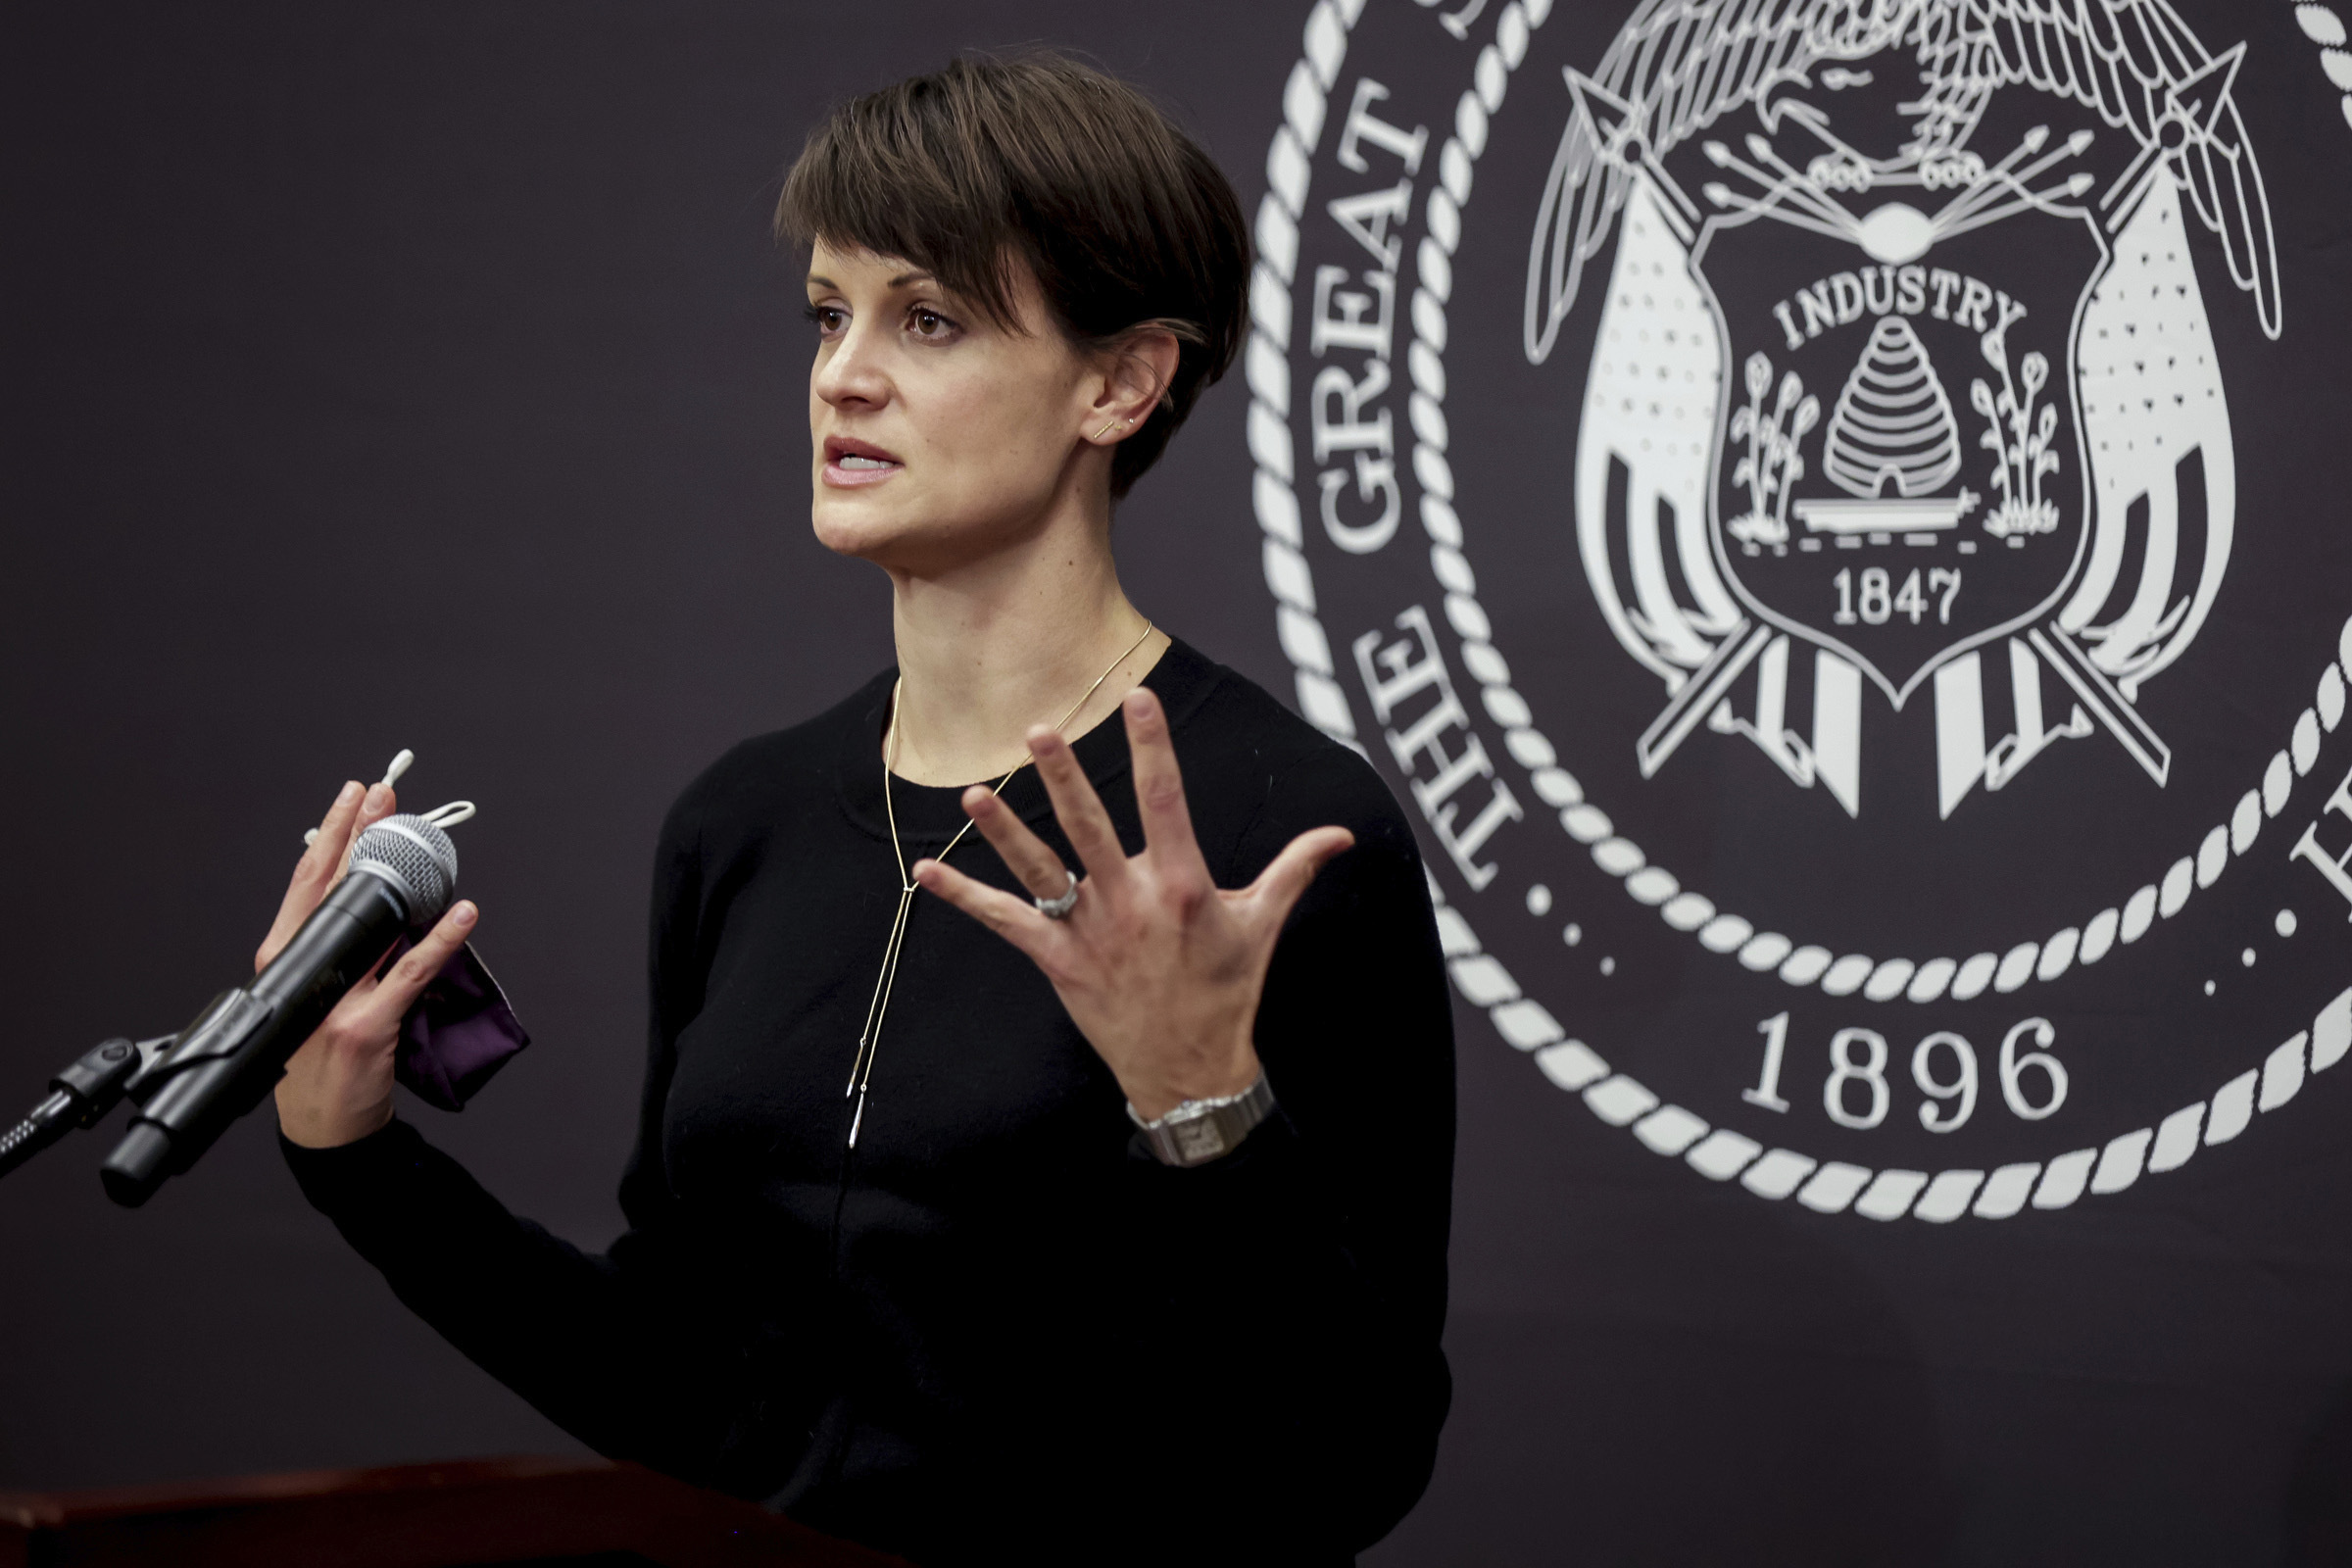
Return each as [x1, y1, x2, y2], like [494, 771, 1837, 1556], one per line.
[1093, 416, 1135, 442]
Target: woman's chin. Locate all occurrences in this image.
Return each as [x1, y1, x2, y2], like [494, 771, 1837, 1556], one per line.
[811, 492, 1041, 573]
[810, 505, 972, 572]
[810, 495, 913, 561]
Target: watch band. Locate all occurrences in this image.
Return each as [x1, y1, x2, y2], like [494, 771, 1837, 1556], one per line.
[1127, 1073, 1276, 1167]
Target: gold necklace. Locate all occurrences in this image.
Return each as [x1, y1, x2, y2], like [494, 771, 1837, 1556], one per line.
[846, 620, 1157, 1148]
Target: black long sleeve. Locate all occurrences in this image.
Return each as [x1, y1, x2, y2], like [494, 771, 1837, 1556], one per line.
[285, 639, 1454, 1565]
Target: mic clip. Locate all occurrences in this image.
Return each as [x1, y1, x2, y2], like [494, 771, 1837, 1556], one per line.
[126, 989, 276, 1102]
[0, 1035, 161, 1183]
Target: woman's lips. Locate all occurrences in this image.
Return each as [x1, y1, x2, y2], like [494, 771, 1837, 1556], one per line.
[822, 443, 903, 487]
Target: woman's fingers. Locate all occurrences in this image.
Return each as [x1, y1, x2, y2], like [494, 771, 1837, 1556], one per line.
[351, 900, 477, 1027]
[958, 787, 1079, 904]
[291, 780, 365, 895]
[1025, 727, 1130, 886]
[315, 780, 399, 897]
[356, 780, 399, 832]
[910, 858, 1053, 956]
[261, 781, 402, 972]
[1122, 688, 1202, 868]
[326, 782, 401, 897]
[345, 781, 401, 875]
[261, 781, 365, 971]
[1243, 825, 1355, 929]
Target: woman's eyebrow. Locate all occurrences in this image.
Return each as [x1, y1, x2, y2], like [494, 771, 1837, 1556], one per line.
[804, 271, 935, 290]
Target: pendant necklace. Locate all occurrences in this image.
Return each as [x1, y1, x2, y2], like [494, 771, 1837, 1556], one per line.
[846, 621, 1157, 1148]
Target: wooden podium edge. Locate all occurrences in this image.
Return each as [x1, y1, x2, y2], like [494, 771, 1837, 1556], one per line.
[0, 1454, 914, 1568]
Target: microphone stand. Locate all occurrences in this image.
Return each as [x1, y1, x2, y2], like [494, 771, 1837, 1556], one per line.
[0, 1037, 172, 1183]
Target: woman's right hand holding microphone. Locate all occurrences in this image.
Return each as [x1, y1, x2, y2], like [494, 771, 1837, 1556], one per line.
[267, 780, 479, 1150]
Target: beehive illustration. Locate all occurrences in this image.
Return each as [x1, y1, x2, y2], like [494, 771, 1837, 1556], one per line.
[1822, 316, 1963, 500]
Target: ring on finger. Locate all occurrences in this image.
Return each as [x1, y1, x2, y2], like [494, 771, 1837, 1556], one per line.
[1035, 868, 1080, 920]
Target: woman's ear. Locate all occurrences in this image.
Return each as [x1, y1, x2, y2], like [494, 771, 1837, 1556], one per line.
[1088, 324, 1183, 442]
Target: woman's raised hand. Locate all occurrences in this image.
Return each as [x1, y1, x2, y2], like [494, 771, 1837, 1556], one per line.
[912, 687, 1352, 1120]
[266, 780, 479, 1149]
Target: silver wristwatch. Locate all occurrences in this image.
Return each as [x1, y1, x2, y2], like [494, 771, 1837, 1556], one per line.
[1127, 1073, 1277, 1167]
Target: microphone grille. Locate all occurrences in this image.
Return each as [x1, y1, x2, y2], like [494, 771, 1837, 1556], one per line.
[351, 814, 459, 923]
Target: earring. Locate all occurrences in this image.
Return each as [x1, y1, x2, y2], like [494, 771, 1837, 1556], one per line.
[1093, 416, 1133, 442]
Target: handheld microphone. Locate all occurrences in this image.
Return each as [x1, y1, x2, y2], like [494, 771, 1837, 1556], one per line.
[99, 813, 459, 1207]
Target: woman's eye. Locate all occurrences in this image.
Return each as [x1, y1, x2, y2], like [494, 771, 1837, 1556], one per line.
[907, 308, 957, 341]
[804, 304, 847, 336]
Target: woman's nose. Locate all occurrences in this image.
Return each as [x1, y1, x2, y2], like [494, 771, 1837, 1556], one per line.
[815, 322, 890, 409]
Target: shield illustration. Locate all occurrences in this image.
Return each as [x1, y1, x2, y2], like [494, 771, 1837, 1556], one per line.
[1691, 195, 2102, 710]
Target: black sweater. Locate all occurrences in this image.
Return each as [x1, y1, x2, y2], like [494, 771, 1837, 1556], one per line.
[284, 639, 1455, 1566]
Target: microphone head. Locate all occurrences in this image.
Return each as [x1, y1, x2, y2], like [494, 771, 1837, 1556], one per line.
[351, 813, 459, 924]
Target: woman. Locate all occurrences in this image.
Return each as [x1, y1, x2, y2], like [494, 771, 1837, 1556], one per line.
[267, 54, 1453, 1566]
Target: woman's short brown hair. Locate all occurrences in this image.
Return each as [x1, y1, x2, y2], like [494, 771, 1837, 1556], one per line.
[775, 53, 1249, 499]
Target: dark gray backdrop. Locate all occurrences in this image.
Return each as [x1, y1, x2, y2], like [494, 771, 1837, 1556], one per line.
[4, 5, 2351, 1565]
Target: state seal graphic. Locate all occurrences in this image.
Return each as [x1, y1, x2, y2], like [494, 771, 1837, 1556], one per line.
[1245, 0, 2352, 1220]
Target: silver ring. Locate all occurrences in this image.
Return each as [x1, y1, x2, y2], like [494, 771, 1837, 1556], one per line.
[1035, 868, 1080, 919]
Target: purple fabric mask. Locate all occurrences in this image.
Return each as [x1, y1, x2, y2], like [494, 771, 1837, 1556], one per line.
[391, 939, 531, 1111]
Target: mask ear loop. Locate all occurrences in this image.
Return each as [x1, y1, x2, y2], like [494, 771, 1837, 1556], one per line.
[303, 748, 421, 847]
[419, 801, 476, 830]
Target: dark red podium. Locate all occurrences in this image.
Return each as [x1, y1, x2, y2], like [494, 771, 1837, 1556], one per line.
[0, 1455, 913, 1567]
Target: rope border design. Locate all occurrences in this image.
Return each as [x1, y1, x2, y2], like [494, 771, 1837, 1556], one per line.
[2293, 3, 2352, 130]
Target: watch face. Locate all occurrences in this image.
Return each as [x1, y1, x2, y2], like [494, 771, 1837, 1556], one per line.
[1171, 1116, 1230, 1164]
